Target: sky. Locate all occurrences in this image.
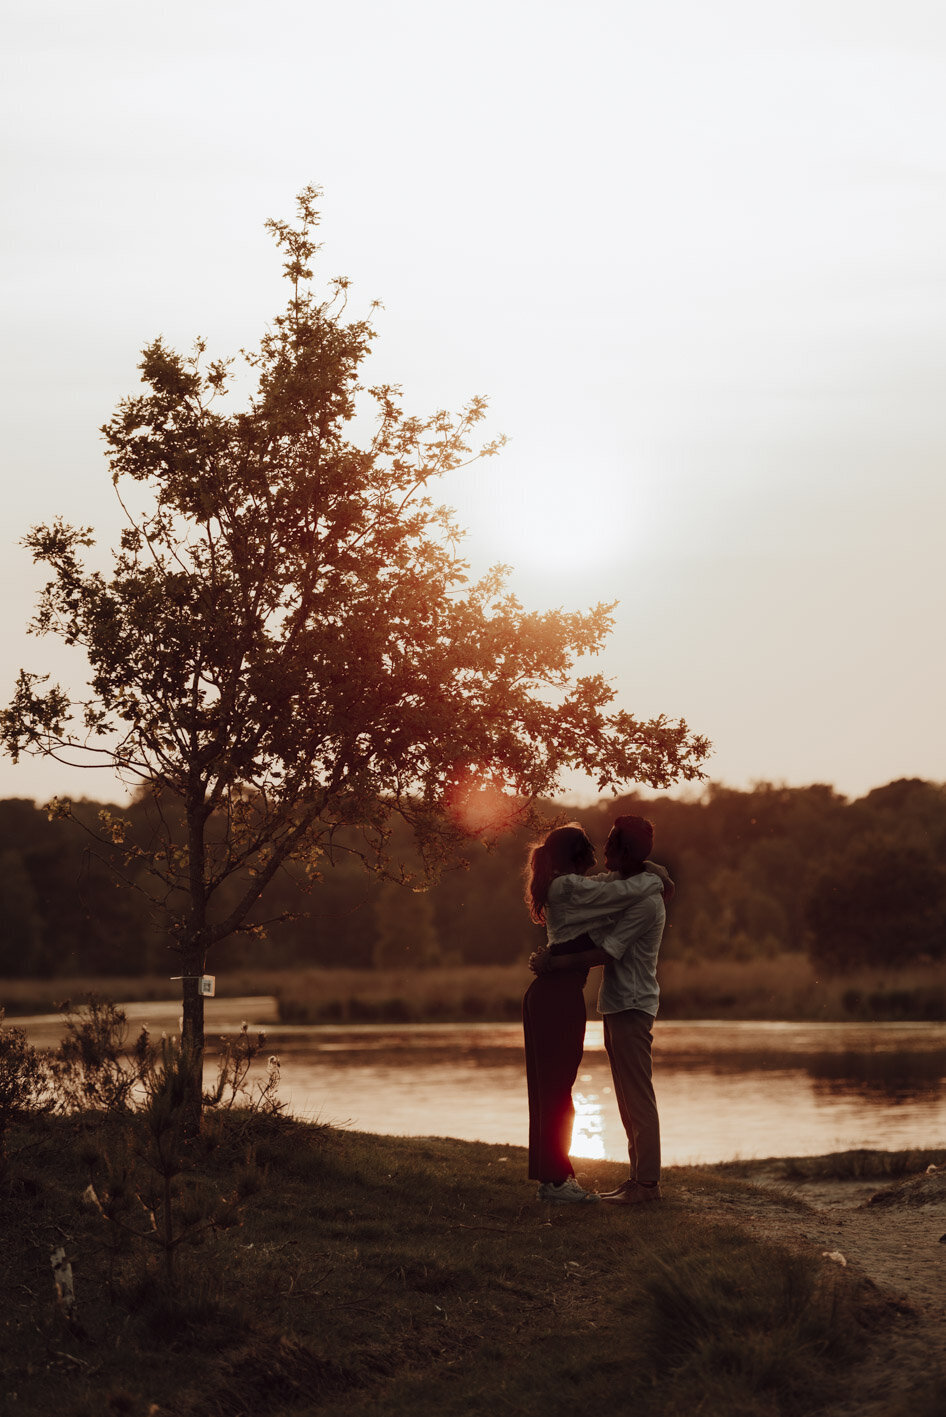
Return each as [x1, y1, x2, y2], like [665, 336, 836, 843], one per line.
[2, 0, 945, 808]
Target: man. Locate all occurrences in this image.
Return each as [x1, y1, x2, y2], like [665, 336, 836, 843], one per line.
[592, 815, 668, 1205]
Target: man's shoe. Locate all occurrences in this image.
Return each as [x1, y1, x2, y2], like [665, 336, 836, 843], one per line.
[537, 1177, 600, 1204]
[599, 1178, 635, 1199]
[600, 1181, 661, 1205]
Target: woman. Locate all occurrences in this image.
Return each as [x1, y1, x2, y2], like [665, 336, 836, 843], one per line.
[522, 823, 666, 1204]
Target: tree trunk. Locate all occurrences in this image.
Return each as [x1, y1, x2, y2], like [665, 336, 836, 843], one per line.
[182, 787, 209, 1136]
[179, 939, 205, 1136]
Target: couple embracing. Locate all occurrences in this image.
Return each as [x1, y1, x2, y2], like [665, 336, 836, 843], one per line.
[523, 815, 672, 1206]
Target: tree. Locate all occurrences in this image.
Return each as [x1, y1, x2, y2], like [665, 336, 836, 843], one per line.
[372, 881, 441, 969]
[1, 187, 709, 1122]
[805, 835, 946, 972]
[0, 849, 43, 977]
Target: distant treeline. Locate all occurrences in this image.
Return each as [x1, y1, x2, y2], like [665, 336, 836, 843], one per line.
[1, 778, 945, 979]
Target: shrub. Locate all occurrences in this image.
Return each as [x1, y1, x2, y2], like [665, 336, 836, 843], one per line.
[0, 1010, 54, 1167]
[49, 996, 157, 1114]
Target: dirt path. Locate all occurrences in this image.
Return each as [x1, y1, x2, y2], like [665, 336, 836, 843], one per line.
[682, 1167, 946, 1414]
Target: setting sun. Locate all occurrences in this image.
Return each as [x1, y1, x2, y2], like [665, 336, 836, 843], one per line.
[452, 451, 646, 579]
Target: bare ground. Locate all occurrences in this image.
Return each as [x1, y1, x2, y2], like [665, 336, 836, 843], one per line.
[680, 1166, 946, 1415]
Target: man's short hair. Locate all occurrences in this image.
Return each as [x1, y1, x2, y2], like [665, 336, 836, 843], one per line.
[608, 815, 654, 862]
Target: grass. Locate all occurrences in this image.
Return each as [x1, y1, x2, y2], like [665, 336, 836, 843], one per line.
[280, 956, 946, 1024]
[0, 971, 294, 1017]
[709, 1147, 946, 1188]
[2, 955, 944, 1024]
[275, 965, 526, 1024]
[658, 954, 946, 1023]
[776, 1148, 946, 1183]
[0, 1112, 924, 1417]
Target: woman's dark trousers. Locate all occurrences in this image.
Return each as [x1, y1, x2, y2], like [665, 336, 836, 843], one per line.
[523, 973, 587, 1183]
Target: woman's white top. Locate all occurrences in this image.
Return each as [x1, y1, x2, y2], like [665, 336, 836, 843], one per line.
[543, 871, 662, 947]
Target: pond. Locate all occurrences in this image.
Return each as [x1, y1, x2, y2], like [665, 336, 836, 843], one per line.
[17, 1000, 945, 1166]
[259, 1017, 946, 1166]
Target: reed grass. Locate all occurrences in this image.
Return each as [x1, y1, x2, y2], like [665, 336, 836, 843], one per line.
[275, 964, 526, 1024]
[776, 1147, 946, 1182]
[0, 970, 296, 1017]
[275, 956, 946, 1025]
[655, 955, 945, 1023]
[2, 955, 943, 1024]
[659, 953, 821, 1020]
[2, 1113, 905, 1417]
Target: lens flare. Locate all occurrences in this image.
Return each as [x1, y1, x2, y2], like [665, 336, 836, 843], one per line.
[446, 770, 523, 837]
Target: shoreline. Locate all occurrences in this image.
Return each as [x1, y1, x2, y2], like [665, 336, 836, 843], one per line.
[8, 1002, 945, 1174]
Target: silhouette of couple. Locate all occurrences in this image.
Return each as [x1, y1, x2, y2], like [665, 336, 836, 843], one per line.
[523, 816, 672, 1205]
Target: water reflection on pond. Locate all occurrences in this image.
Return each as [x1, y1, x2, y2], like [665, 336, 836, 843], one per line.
[14, 1003, 945, 1166]
[249, 1019, 946, 1167]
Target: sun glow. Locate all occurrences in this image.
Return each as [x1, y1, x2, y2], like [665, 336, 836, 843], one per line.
[453, 451, 648, 580]
[570, 1087, 608, 1161]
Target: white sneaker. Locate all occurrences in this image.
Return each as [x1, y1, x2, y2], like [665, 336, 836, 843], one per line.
[537, 1177, 600, 1204]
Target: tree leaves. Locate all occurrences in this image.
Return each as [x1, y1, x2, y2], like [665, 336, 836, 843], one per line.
[3, 187, 709, 1043]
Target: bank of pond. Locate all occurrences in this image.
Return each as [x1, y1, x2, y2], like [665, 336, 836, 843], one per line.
[3, 1107, 944, 1417]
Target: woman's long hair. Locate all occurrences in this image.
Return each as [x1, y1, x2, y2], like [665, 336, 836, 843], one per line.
[525, 824, 595, 923]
